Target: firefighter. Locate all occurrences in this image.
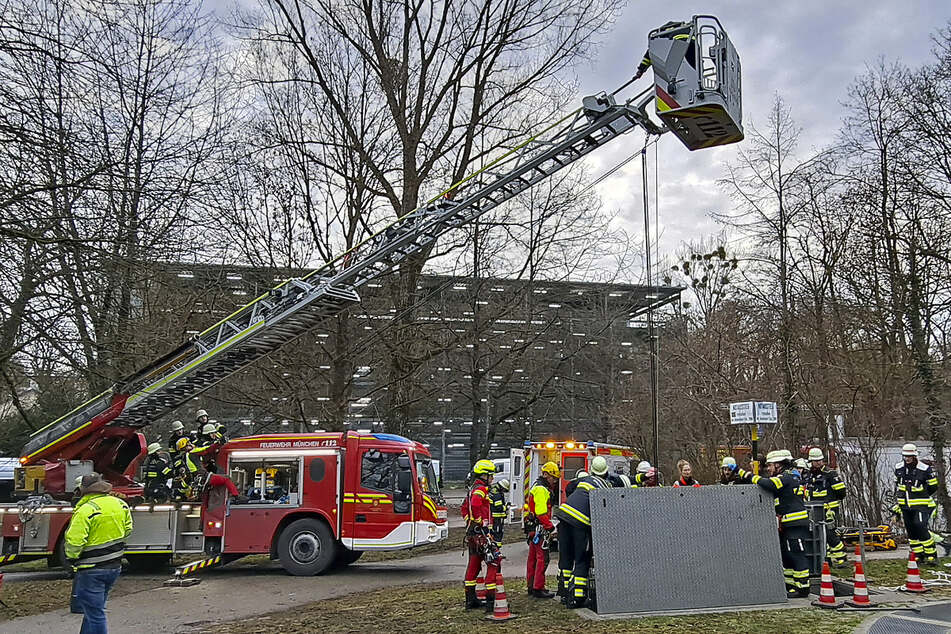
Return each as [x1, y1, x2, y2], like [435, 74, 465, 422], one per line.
[192, 422, 222, 468]
[168, 420, 187, 461]
[719, 457, 737, 485]
[566, 470, 589, 496]
[633, 20, 696, 81]
[525, 461, 559, 599]
[142, 442, 173, 503]
[196, 408, 210, 427]
[489, 478, 510, 544]
[461, 459, 499, 610]
[805, 448, 847, 567]
[215, 423, 228, 443]
[65, 473, 133, 633]
[892, 443, 940, 564]
[172, 437, 199, 500]
[672, 459, 700, 487]
[555, 456, 611, 608]
[633, 460, 651, 486]
[794, 458, 809, 479]
[635, 466, 660, 487]
[733, 450, 810, 597]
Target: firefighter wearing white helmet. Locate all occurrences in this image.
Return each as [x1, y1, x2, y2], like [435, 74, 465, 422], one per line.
[893, 443, 940, 564]
[167, 420, 188, 462]
[555, 456, 611, 608]
[488, 478, 510, 544]
[733, 449, 810, 597]
[634, 460, 660, 487]
[720, 456, 738, 485]
[142, 442, 173, 503]
[802, 447, 847, 567]
[195, 409, 209, 424]
[191, 422, 224, 470]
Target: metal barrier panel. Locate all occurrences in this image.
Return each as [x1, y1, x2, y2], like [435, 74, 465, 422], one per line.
[589, 485, 788, 614]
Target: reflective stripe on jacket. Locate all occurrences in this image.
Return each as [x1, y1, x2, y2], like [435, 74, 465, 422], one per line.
[895, 461, 938, 508]
[806, 467, 846, 510]
[738, 467, 808, 528]
[65, 493, 133, 569]
[555, 475, 611, 527]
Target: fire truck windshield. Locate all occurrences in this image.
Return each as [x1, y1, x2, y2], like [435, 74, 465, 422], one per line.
[416, 457, 439, 496]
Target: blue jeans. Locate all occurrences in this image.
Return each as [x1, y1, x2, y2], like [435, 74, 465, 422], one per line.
[73, 566, 121, 634]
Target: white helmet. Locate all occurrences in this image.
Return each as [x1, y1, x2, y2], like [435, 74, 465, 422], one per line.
[496, 478, 510, 492]
[575, 471, 589, 480]
[202, 423, 216, 435]
[765, 450, 787, 464]
[808, 447, 824, 461]
[171, 420, 184, 432]
[196, 409, 209, 420]
[720, 456, 736, 469]
[902, 443, 918, 457]
[591, 456, 609, 476]
[795, 458, 808, 470]
[147, 442, 162, 455]
[636, 460, 651, 474]
[74, 475, 84, 490]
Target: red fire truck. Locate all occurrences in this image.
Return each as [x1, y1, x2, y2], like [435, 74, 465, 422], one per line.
[0, 431, 447, 575]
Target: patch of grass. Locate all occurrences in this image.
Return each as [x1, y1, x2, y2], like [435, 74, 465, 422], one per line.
[0, 574, 163, 621]
[0, 557, 50, 573]
[865, 555, 951, 589]
[205, 578, 866, 634]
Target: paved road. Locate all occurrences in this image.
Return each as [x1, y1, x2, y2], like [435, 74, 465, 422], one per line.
[0, 542, 532, 634]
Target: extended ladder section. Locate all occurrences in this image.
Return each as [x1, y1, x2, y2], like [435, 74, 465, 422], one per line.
[22, 15, 744, 465]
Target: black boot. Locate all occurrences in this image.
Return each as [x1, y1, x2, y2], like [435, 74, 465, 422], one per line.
[483, 591, 496, 613]
[566, 591, 586, 609]
[465, 586, 483, 610]
[531, 588, 555, 599]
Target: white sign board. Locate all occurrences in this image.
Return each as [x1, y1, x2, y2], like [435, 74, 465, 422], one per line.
[729, 401, 755, 425]
[755, 401, 778, 424]
[729, 401, 779, 425]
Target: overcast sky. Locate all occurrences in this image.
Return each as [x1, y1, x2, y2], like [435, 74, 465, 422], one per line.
[210, 1, 950, 276]
[581, 1, 951, 269]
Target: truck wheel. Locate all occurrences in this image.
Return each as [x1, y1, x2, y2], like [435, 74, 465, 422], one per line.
[126, 554, 172, 573]
[277, 518, 336, 576]
[332, 547, 363, 569]
[48, 536, 69, 571]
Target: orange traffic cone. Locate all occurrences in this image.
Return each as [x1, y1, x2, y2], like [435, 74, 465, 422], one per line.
[811, 561, 839, 608]
[847, 546, 872, 607]
[475, 575, 486, 600]
[900, 551, 930, 593]
[485, 573, 516, 622]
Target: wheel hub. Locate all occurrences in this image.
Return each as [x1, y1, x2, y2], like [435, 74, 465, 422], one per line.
[290, 531, 320, 564]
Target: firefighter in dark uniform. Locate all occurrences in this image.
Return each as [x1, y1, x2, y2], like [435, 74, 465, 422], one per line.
[167, 420, 187, 463]
[142, 442, 173, 503]
[892, 443, 940, 564]
[719, 457, 738, 485]
[734, 450, 811, 597]
[488, 478, 510, 544]
[555, 456, 612, 608]
[633, 20, 696, 80]
[804, 448, 847, 567]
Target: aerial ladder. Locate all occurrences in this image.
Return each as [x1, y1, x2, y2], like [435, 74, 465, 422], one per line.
[17, 16, 744, 494]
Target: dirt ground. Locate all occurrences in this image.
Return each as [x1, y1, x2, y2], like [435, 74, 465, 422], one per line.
[0, 573, 165, 621]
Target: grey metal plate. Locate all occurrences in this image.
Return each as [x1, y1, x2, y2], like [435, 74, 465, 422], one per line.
[589, 485, 788, 614]
[869, 616, 951, 634]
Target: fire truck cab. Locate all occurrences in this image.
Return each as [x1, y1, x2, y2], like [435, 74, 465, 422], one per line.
[0, 431, 447, 576]
[508, 440, 638, 522]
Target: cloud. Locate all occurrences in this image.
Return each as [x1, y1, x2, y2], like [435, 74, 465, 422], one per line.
[582, 1, 949, 263]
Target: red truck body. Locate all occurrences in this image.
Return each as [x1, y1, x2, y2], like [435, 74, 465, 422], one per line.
[1, 431, 448, 575]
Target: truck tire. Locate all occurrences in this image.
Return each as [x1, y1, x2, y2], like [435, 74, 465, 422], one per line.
[125, 553, 172, 573]
[332, 547, 363, 569]
[48, 535, 69, 571]
[276, 518, 336, 576]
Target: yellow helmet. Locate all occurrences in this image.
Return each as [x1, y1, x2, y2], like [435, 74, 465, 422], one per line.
[175, 437, 190, 451]
[541, 461, 560, 478]
[473, 459, 496, 476]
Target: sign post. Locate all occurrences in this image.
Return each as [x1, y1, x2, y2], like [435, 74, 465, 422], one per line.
[730, 401, 778, 475]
